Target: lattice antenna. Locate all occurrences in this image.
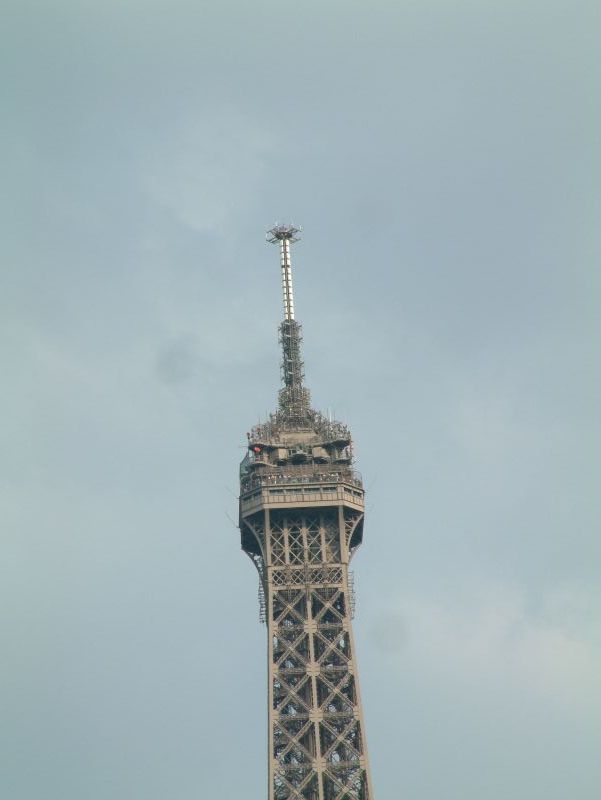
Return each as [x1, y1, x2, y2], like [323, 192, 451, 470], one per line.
[267, 224, 311, 421]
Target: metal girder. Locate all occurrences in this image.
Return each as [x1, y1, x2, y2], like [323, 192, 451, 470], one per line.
[242, 507, 374, 800]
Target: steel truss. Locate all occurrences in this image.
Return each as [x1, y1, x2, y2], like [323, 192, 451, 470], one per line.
[241, 508, 373, 800]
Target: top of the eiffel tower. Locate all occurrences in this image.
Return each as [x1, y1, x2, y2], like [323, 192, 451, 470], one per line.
[248, 225, 351, 446]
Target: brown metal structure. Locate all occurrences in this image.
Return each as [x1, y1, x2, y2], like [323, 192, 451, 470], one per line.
[239, 226, 374, 800]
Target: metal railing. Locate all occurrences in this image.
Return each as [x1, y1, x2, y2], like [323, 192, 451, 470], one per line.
[241, 467, 363, 495]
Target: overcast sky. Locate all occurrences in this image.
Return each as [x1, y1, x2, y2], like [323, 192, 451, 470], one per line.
[1, 1, 599, 798]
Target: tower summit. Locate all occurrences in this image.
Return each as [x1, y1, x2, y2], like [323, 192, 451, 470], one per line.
[239, 227, 374, 800]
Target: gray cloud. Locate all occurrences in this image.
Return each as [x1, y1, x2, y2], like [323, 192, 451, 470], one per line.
[155, 336, 199, 385]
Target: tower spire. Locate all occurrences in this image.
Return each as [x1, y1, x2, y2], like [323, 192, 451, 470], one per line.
[267, 224, 311, 422]
[268, 223, 299, 321]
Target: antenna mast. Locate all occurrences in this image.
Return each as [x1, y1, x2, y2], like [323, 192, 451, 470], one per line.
[267, 224, 311, 423]
[268, 223, 300, 321]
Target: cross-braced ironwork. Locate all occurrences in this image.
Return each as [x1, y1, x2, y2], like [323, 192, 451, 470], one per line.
[240, 226, 374, 799]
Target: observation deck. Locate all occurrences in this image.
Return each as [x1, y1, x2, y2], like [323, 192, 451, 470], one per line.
[240, 467, 365, 516]
[240, 420, 364, 516]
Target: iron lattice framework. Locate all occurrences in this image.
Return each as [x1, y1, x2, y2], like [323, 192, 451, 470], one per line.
[240, 225, 374, 800]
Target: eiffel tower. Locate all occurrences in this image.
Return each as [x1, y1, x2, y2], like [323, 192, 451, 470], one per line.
[239, 225, 374, 800]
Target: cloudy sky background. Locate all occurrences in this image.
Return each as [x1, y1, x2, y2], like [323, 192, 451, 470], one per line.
[1, 1, 599, 798]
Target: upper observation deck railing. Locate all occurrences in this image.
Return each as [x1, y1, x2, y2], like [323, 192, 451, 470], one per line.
[240, 467, 363, 496]
[239, 482, 365, 516]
